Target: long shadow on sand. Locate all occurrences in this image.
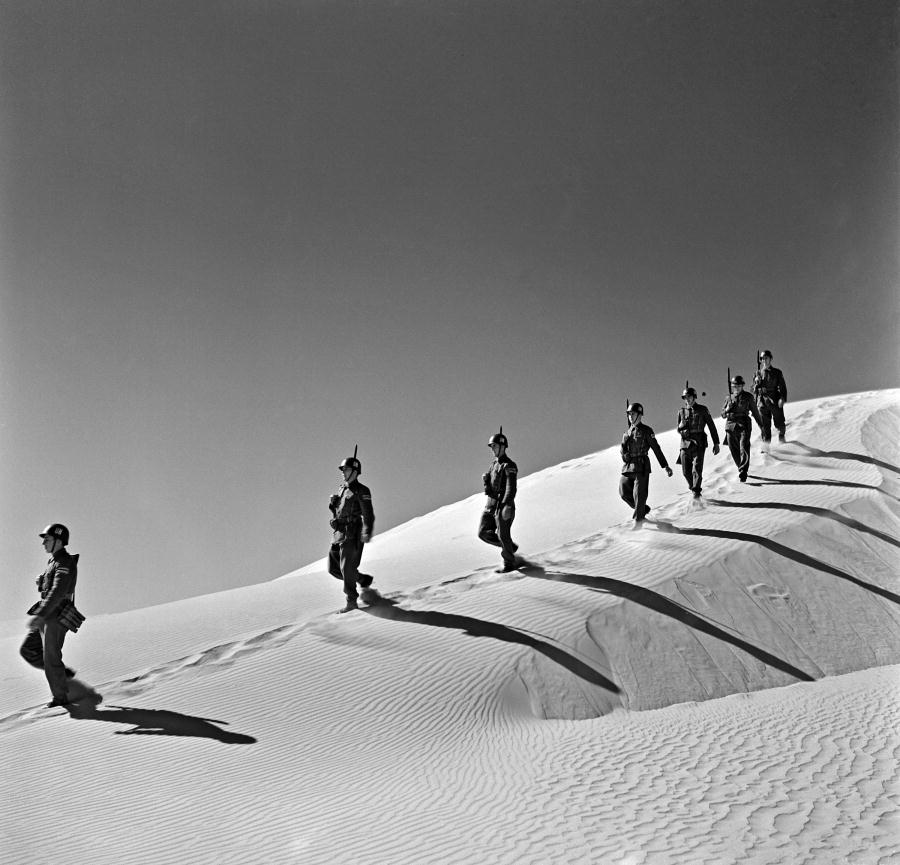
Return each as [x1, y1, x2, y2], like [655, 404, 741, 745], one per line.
[653, 520, 900, 606]
[363, 597, 620, 695]
[521, 565, 815, 683]
[746, 475, 900, 502]
[705, 499, 900, 549]
[788, 441, 900, 476]
[67, 696, 257, 743]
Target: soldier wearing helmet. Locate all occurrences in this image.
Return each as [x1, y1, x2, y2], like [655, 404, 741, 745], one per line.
[722, 375, 763, 482]
[676, 386, 720, 499]
[20, 523, 79, 707]
[620, 404, 673, 526]
[752, 350, 788, 445]
[327, 449, 376, 613]
[478, 428, 522, 572]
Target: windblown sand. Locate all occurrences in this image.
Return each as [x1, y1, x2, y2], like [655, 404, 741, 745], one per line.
[2, 390, 898, 864]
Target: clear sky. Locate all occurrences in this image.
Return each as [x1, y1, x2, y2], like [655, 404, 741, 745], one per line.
[1, 0, 897, 617]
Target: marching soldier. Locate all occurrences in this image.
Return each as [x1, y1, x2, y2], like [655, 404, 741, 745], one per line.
[21, 524, 79, 707]
[753, 349, 788, 445]
[676, 386, 720, 499]
[478, 428, 521, 572]
[328, 449, 376, 613]
[620, 403, 673, 525]
[721, 375, 763, 482]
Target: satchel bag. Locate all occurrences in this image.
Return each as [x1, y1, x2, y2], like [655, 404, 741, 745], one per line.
[56, 598, 86, 633]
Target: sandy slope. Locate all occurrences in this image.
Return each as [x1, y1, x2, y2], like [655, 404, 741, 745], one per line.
[2, 390, 898, 865]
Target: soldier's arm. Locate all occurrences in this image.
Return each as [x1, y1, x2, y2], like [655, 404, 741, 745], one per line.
[360, 488, 375, 539]
[649, 434, 670, 471]
[704, 409, 720, 446]
[502, 464, 518, 504]
[749, 396, 764, 426]
[779, 371, 787, 402]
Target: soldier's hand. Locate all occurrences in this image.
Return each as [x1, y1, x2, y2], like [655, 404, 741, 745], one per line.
[361, 531, 371, 543]
[777, 399, 784, 408]
[713, 444, 720, 455]
[481, 472, 490, 485]
[501, 506, 513, 520]
[665, 467, 673, 477]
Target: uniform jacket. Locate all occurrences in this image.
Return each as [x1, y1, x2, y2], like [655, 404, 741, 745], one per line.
[329, 480, 375, 541]
[621, 423, 669, 474]
[677, 403, 720, 450]
[484, 454, 518, 507]
[721, 391, 763, 429]
[753, 366, 787, 403]
[33, 548, 78, 619]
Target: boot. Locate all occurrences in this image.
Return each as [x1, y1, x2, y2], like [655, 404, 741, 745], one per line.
[338, 599, 358, 614]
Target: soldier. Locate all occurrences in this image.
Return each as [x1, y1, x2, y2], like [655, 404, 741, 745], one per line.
[21, 523, 79, 707]
[478, 428, 521, 572]
[721, 375, 763, 482]
[753, 349, 788, 445]
[620, 403, 673, 525]
[327, 449, 376, 613]
[676, 386, 721, 499]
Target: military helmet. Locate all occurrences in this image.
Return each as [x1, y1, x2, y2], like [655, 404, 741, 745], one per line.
[39, 523, 69, 545]
[682, 387, 697, 399]
[338, 445, 361, 475]
[488, 426, 508, 448]
[627, 402, 644, 414]
[759, 349, 772, 359]
[730, 375, 745, 386]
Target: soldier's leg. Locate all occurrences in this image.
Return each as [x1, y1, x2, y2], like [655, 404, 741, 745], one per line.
[693, 448, 706, 495]
[772, 403, 786, 437]
[20, 628, 45, 668]
[758, 400, 773, 442]
[41, 620, 69, 702]
[727, 429, 741, 470]
[478, 509, 501, 547]
[633, 472, 650, 520]
[496, 507, 517, 565]
[738, 425, 752, 479]
[619, 473, 636, 510]
[680, 449, 693, 490]
[339, 537, 363, 601]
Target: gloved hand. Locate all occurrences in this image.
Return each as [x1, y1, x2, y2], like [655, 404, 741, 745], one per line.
[712, 444, 720, 455]
[328, 494, 340, 510]
[329, 519, 339, 530]
[665, 467, 673, 477]
[777, 399, 784, 408]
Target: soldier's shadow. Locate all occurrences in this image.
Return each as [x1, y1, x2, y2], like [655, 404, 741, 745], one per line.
[789, 441, 900, 476]
[363, 597, 620, 695]
[66, 693, 256, 744]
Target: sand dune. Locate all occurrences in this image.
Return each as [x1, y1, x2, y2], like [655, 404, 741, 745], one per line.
[2, 390, 898, 864]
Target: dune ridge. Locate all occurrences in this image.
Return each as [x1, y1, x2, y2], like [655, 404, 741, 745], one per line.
[2, 390, 898, 864]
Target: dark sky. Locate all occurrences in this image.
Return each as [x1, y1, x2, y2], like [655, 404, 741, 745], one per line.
[1, 0, 897, 615]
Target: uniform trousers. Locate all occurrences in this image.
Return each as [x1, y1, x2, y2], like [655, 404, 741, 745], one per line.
[680, 445, 707, 495]
[478, 506, 517, 566]
[20, 619, 69, 701]
[328, 535, 372, 602]
[726, 422, 752, 479]
[619, 471, 651, 521]
[757, 398, 785, 442]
